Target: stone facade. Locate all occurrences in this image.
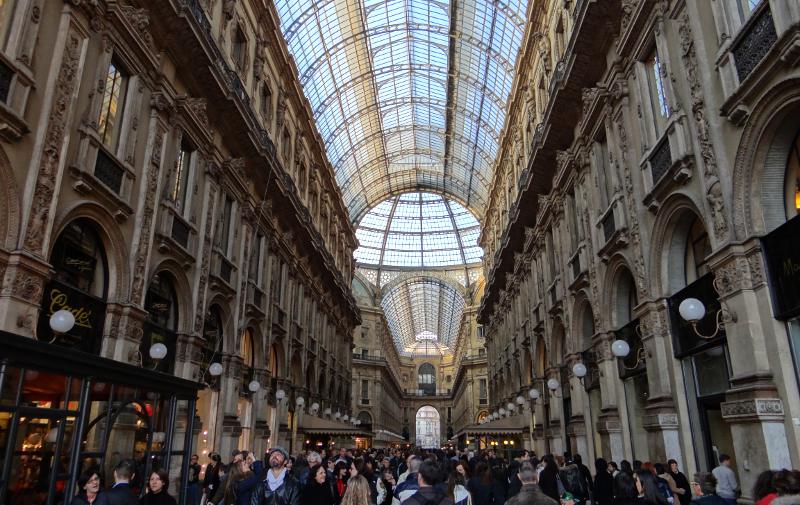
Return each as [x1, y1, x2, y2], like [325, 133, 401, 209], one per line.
[0, 0, 359, 465]
[479, 0, 800, 499]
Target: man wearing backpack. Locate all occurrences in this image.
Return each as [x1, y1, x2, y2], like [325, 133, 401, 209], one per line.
[402, 460, 454, 505]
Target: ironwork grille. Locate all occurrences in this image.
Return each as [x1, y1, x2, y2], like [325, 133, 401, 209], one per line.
[733, 6, 777, 82]
[94, 150, 124, 194]
[602, 211, 616, 243]
[171, 217, 190, 249]
[219, 257, 233, 283]
[649, 137, 672, 184]
[0, 60, 13, 103]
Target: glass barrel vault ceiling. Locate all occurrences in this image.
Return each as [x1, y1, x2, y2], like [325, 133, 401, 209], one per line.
[354, 192, 483, 268]
[381, 277, 466, 357]
[274, 0, 529, 221]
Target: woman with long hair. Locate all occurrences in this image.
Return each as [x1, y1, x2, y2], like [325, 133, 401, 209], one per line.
[341, 475, 372, 505]
[212, 460, 249, 505]
[447, 462, 471, 505]
[71, 469, 106, 505]
[334, 461, 350, 505]
[539, 454, 561, 503]
[303, 464, 336, 505]
[466, 462, 493, 505]
[613, 472, 640, 505]
[636, 471, 668, 505]
[139, 469, 177, 505]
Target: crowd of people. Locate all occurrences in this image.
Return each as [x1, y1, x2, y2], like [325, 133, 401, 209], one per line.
[69, 446, 800, 505]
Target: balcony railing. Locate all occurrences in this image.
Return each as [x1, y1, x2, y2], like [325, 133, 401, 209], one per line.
[94, 149, 125, 195]
[732, 4, 777, 83]
[404, 389, 451, 397]
[649, 136, 672, 184]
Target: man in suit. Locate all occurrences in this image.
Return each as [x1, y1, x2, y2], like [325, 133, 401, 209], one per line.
[106, 459, 138, 505]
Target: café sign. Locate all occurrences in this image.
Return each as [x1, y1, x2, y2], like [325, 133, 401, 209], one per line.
[762, 214, 800, 320]
[37, 280, 106, 354]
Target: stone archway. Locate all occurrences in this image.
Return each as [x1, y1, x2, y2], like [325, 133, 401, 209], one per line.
[415, 405, 441, 448]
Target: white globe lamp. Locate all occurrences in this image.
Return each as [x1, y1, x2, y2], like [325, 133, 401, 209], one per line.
[149, 343, 168, 361]
[547, 378, 560, 391]
[209, 362, 224, 376]
[529, 388, 540, 400]
[248, 380, 261, 392]
[679, 298, 706, 323]
[611, 339, 631, 358]
[572, 363, 587, 378]
[49, 310, 75, 334]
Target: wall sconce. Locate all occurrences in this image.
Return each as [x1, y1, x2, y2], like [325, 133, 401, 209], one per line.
[506, 402, 516, 414]
[310, 402, 320, 415]
[498, 407, 506, 417]
[678, 277, 737, 340]
[611, 339, 647, 369]
[515, 395, 526, 408]
[247, 380, 261, 393]
[334, 411, 341, 419]
[528, 388, 541, 402]
[48, 309, 75, 343]
[342, 414, 349, 422]
[547, 378, 561, 397]
[296, 396, 305, 409]
[275, 389, 286, 403]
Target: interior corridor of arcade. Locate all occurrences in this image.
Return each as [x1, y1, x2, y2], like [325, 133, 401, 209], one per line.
[0, 0, 800, 504]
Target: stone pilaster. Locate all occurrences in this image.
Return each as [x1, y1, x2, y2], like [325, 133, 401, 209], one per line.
[643, 398, 684, 468]
[596, 408, 625, 463]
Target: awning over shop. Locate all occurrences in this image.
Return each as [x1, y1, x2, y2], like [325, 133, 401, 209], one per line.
[457, 414, 528, 437]
[300, 415, 367, 436]
[374, 429, 405, 442]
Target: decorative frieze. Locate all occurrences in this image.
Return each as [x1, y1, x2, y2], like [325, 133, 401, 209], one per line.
[721, 398, 784, 421]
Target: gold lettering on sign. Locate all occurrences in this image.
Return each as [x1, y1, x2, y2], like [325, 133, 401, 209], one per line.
[64, 257, 94, 272]
[783, 258, 800, 277]
[48, 289, 93, 329]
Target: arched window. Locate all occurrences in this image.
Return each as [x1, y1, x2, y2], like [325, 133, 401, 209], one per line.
[357, 411, 372, 430]
[580, 303, 595, 352]
[684, 217, 711, 286]
[418, 363, 435, 394]
[784, 130, 800, 219]
[39, 219, 108, 353]
[614, 268, 638, 329]
[415, 406, 440, 448]
[142, 273, 180, 372]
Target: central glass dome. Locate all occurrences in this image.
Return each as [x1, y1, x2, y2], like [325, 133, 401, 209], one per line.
[354, 192, 483, 268]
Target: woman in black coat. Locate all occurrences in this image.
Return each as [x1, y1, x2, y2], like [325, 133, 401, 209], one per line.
[594, 458, 615, 505]
[467, 463, 495, 505]
[538, 455, 561, 503]
[303, 464, 336, 505]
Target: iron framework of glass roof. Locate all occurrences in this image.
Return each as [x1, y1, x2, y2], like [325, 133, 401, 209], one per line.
[381, 277, 465, 356]
[354, 192, 483, 269]
[274, 0, 529, 222]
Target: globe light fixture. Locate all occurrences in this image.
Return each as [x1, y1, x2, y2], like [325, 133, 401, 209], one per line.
[528, 388, 540, 400]
[678, 298, 705, 323]
[149, 343, 168, 361]
[335, 411, 341, 419]
[324, 407, 332, 416]
[296, 396, 305, 407]
[516, 395, 525, 405]
[275, 389, 286, 401]
[572, 362, 587, 378]
[498, 408, 506, 417]
[342, 414, 349, 422]
[248, 380, 261, 392]
[209, 362, 224, 376]
[611, 339, 631, 358]
[547, 378, 560, 391]
[507, 402, 515, 412]
[49, 309, 75, 335]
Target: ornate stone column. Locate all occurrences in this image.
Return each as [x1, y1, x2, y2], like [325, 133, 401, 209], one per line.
[710, 243, 792, 498]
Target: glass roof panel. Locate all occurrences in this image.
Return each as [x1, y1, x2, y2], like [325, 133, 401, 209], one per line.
[354, 192, 483, 269]
[381, 277, 465, 356]
[273, 0, 529, 222]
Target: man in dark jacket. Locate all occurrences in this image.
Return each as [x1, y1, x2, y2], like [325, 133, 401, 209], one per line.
[106, 459, 138, 505]
[403, 460, 454, 505]
[506, 464, 558, 505]
[250, 447, 301, 505]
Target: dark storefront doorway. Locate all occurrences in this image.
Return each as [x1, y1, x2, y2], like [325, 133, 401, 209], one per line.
[0, 332, 199, 505]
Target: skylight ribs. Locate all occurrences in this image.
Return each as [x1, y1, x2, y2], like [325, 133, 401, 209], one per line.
[274, 0, 528, 222]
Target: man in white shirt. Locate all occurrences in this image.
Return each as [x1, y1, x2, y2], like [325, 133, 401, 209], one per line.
[712, 454, 739, 505]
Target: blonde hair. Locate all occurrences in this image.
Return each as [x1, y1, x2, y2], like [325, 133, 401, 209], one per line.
[341, 475, 371, 505]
